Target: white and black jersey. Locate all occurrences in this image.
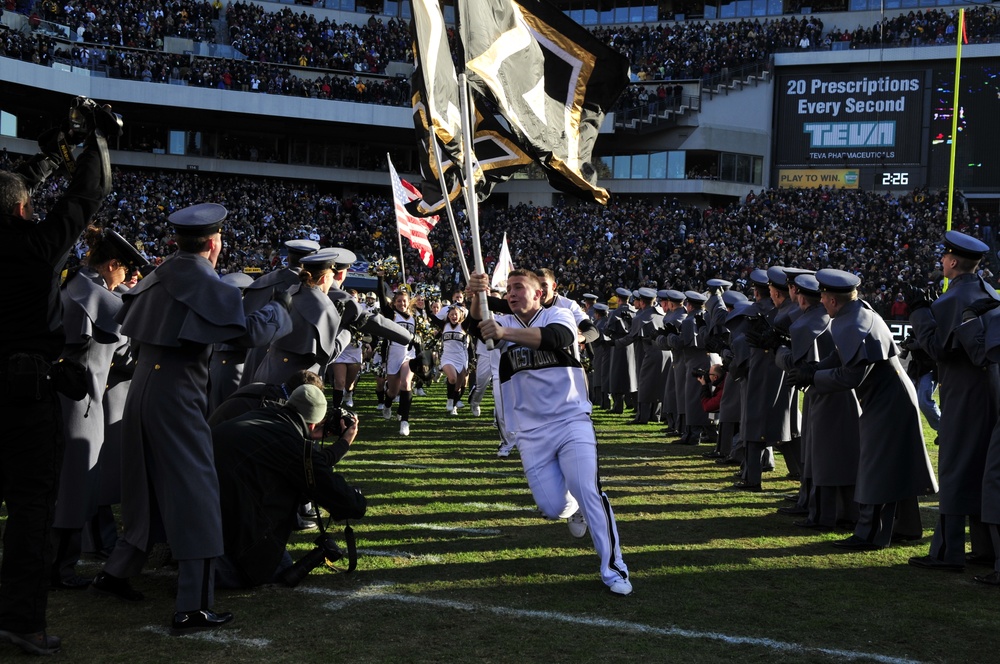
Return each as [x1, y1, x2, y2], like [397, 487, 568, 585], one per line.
[386, 311, 416, 374]
[440, 322, 469, 371]
[494, 307, 590, 434]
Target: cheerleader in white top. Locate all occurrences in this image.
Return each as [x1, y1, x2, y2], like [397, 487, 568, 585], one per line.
[377, 276, 417, 436]
[433, 305, 470, 415]
[467, 270, 631, 596]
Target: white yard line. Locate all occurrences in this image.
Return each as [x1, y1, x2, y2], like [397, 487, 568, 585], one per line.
[298, 585, 924, 664]
[411, 523, 502, 535]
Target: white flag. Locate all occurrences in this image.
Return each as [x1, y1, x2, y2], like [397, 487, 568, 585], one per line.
[491, 233, 515, 291]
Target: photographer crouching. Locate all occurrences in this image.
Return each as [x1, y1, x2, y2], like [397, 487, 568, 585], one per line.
[696, 365, 726, 448]
[211, 384, 366, 589]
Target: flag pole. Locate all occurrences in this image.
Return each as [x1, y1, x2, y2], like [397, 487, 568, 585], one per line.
[944, 7, 965, 292]
[431, 137, 471, 283]
[458, 72, 494, 345]
[397, 224, 407, 287]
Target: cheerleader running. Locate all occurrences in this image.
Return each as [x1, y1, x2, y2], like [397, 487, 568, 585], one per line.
[433, 305, 471, 415]
[377, 276, 417, 436]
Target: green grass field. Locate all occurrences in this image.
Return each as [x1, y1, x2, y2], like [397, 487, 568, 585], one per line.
[8, 378, 998, 663]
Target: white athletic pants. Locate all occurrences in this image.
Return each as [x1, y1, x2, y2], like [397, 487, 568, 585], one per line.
[516, 416, 629, 587]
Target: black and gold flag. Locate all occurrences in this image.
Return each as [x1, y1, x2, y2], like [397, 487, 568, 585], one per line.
[457, 0, 630, 205]
[410, 0, 532, 215]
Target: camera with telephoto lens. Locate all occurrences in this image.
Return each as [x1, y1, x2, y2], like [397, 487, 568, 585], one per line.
[278, 531, 345, 588]
[67, 97, 123, 142]
[322, 407, 357, 440]
[691, 367, 708, 379]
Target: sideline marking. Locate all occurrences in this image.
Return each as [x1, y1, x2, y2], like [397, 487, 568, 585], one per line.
[298, 585, 924, 664]
[462, 502, 536, 511]
[141, 625, 271, 648]
[412, 523, 502, 535]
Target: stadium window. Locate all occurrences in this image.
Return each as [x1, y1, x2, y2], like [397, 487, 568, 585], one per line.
[632, 154, 649, 179]
[667, 151, 685, 179]
[599, 156, 614, 178]
[720, 153, 736, 181]
[650, 152, 668, 179]
[614, 155, 632, 179]
[168, 131, 185, 156]
[767, 0, 782, 14]
[753, 156, 763, 185]
[736, 154, 750, 183]
[643, 4, 657, 21]
[752, 0, 768, 16]
[720, 2, 737, 19]
[384, 1, 398, 17]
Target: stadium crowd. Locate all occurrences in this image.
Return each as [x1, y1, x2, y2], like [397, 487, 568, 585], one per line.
[3, 151, 993, 319]
[6, 3, 1000, 114]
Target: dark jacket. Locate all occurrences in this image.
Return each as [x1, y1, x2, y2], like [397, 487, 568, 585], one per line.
[212, 403, 367, 586]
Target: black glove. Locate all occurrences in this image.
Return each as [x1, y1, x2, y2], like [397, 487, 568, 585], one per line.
[694, 313, 707, 330]
[705, 333, 728, 354]
[787, 364, 816, 388]
[962, 297, 1000, 322]
[271, 288, 292, 312]
[758, 326, 789, 351]
[905, 283, 933, 313]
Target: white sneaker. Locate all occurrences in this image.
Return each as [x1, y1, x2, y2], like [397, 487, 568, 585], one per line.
[567, 510, 588, 538]
[415, 388, 426, 397]
[455, 400, 464, 409]
[376, 403, 385, 411]
[470, 404, 481, 417]
[448, 407, 458, 416]
[446, 399, 454, 412]
[344, 394, 354, 408]
[399, 420, 410, 436]
[382, 407, 393, 420]
[609, 578, 633, 596]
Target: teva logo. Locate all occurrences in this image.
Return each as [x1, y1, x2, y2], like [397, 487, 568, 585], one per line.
[802, 122, 895, 148]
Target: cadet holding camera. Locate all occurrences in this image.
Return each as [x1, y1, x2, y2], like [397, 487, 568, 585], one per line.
[0, 96, 120, 657]
[212, 384, 367, 589]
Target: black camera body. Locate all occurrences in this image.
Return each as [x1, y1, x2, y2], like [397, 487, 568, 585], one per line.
[322, 407, 357, 440]
[691, 367, 708, 379]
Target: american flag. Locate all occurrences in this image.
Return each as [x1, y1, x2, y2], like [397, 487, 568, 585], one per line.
[387, 156, 439, 267]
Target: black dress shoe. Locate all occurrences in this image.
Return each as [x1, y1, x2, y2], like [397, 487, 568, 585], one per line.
[831, 535, 885, 551]
[52, 574, 93, 590]
[0, 630, 61, 656]
[776, 506, 808, 516]
[726, 480, 762, 492]
[89, 571, 144, 601]
[762, 465, 775, 472]
[702, 451, 724, 459]
[908, 555, 964, 572]
[966, 552, 995, 567]
[890, 532, 923, 543]
[793, 519, 833, 530]
[973, 570, 1000, 586]
[171, 609, 235, 636]
[715, 456, 741, 466]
